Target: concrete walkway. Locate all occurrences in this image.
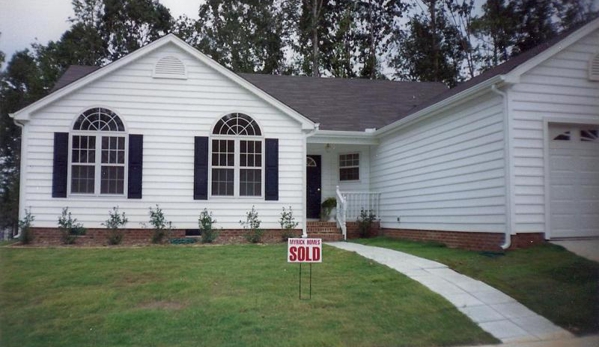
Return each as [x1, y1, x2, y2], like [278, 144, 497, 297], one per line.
[327, 242, 573, 344]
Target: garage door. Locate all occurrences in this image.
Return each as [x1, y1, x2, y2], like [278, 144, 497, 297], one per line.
[549, 124, 599, 239]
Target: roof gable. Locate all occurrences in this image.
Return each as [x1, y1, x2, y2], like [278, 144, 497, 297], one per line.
[378, 16, 599, 135]
[11, 34, 315, 130]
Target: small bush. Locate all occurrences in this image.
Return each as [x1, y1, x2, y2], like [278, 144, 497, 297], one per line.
[321, 197, 337, 221]
[58, 207, 86, 244]
[199, 209, 218, 244]
[279, 206, 298, 241]
[357, 209, 377, 238]
[102, 207, 128, 245]
[18, 209, 35, 244]
[149, 205, 172, 244]
[240, 206, 263, 243]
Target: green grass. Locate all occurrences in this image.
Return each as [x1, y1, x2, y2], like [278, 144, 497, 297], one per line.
[0, 245, 496, 347]
[353, 237, 599, 335]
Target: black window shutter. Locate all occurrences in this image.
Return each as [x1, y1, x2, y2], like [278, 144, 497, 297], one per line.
[52, 132, 69, 198]
[128, 134, 143, 199]
[265, 138, 279, 201]
[194, 136, 209, 200]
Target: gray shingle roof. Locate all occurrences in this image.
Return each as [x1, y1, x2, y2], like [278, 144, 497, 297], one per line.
[238, 74, 447, 131]
[50, 65, 101, 92]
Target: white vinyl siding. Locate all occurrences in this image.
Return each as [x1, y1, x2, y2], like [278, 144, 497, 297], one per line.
[510, 28, 599, 234]
[22, 43, 305, 229]
[371, 93, 507, 232]
[306, 143, 371, 203]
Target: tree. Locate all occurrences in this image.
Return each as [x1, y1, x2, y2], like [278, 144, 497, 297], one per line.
[194, 0, 287, 74]
[0, 50, 52, 233]
[554, 0, 598, 30]
[70, 0, 173, 61]
[290, 0, 332, 76]
[471, 0, 518, 69]
[353, 0, 410, 79]
[511, 0, 558, 56]
[391, 0, 465, 86]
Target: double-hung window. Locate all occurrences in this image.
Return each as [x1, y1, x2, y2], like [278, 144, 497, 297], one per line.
[211, 113, 263, 197]
[70, 108, 127, 195]
[339, 153, 360, 181]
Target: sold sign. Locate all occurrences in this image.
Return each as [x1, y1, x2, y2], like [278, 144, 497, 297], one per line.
[288, 238, 322, 263]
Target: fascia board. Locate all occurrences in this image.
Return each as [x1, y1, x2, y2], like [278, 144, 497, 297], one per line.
[375, 75, 505, 138]
[309, 130, 379, 145]
[506, 17, 599, 79]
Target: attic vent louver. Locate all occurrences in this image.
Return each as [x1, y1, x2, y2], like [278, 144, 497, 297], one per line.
[589, 52, 599, 81]
[153, 56, 187, 79]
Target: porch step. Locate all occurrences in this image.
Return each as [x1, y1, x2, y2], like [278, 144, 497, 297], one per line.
[307, 221, 343, 241]
[308, 233, 344, 242]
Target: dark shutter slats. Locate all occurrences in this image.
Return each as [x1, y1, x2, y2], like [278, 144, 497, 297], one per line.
[128, 134, 143, 199]
[194, 136, 209, 200]
[52, 132, 69, 198]
[265, 138, 279, 201]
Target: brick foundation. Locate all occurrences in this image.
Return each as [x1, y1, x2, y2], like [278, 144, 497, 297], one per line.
[382, 228, 545, 251]
[346, 221, 381, 239]
[28, 228, 303, 246]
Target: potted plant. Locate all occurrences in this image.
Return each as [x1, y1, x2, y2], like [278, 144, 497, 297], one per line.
[321, 197, 337, 222]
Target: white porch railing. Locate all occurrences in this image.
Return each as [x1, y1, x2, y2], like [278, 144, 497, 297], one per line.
[336, 186, 381, 240]
[336, 186, 347, 240]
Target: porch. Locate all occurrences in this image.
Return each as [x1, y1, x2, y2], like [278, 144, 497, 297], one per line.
[306, 188, 381, 241]
[306, 139, 380, 240]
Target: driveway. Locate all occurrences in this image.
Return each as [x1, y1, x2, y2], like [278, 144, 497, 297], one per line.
[550, 240, 599, 262]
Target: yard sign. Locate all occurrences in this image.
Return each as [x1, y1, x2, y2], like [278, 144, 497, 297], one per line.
[288, 238, 322, 263]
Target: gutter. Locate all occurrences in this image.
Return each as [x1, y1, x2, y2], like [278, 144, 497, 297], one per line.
[490, 84, 513, 250]
[302, 123, 320, 238]
[11, 118, 25, 240]
[309, 129, 379, 145]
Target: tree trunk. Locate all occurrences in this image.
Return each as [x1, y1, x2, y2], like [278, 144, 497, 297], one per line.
[312, 0, 320, 77]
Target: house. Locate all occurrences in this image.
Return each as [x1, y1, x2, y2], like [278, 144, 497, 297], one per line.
[10, 18, 599, 249]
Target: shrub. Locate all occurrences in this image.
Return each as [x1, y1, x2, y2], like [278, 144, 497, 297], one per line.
[321, 197, 337, 221]
[357, 209, 377, 238]
[199, 209, 218, 244]
[279, 206, 298, 241]
[102, 207, 128, 245]
[149, 205, 172, 244]
[58, 207, 86, 244]
[240, 206, 263, 243]
[18, 209, 35, 244]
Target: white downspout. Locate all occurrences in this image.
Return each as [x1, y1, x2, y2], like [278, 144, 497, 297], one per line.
[12, 118, 26, 240]
[491, 84, 512, 250]
[302, 123, 320, 238]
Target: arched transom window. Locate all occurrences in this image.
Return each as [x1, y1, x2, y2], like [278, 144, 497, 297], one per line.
[70, 108, 127, 195]
[211, 113, 263, 197]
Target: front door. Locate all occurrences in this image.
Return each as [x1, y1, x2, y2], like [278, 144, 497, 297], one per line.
[306, 155, 322, 219]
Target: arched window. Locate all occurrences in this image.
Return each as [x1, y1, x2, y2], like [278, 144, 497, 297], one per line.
[211, 113, 263, 197]
[70, 108, 127, 195]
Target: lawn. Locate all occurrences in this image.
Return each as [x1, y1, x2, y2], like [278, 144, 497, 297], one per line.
[0, 244, 496, 347]
[353, 237, 599, 335]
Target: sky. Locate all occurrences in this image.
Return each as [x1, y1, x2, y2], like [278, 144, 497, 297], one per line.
[0, 0, 201, 64]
